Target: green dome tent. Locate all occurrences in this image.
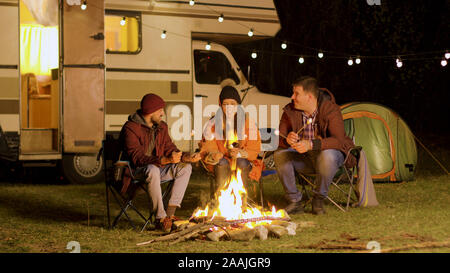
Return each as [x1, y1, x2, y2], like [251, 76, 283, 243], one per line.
[340, 102, 417, 182]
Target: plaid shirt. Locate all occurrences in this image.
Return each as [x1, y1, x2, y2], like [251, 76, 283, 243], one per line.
[299, 109, 318, 141]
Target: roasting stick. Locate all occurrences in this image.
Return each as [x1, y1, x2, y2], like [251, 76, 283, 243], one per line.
[275, 118, 313, 140]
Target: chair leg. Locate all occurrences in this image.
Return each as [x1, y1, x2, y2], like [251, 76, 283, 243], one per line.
[112, 202, 137, 230]
[106, 185, 111, 229]
[325, 195, 346, 212]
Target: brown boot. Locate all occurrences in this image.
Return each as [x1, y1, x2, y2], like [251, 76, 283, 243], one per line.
[155, 216, 174, 233]
[284, 201, 304, 215]
[312, 196, 325, 215]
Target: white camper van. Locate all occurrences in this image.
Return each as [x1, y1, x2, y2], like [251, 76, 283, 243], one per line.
[0, 0, 290, 184]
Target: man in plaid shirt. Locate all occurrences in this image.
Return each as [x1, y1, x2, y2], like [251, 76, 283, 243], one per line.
[275, 76, 355, 215]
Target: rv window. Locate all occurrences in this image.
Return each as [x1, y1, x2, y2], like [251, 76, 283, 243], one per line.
[194, 50, 240, 85]
[105, 11, 142, 54]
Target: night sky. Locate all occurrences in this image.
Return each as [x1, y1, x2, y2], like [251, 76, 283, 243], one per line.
[229, 0, 449, 134]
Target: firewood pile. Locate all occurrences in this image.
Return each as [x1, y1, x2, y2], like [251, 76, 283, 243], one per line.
[137, 215, 300, 246]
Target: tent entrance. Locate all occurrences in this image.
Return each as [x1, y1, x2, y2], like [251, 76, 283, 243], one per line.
[343, 111, 396, 181]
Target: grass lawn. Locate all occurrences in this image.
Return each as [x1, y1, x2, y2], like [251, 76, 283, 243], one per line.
[0, 136, 449, 253]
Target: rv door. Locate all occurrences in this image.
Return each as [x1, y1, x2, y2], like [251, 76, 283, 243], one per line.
[61, 0, 105, 184]
[62, 0, 105, 153]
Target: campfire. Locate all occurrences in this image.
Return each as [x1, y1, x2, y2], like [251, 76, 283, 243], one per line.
[191, 169, 288, 227]
[138, 157, 297, 246]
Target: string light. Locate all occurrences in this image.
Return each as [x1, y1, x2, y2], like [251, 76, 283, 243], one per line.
[120, 17, 126, 26]
[128, 4, 447, 66]
[205, 42, 211, 50]
[81, 0, 87, 10]
[348, 58, 353, 66]
[396, 57, 403, 68]
[160, 30, 167, 39]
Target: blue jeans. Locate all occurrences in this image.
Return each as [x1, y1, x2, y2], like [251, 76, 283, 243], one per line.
[274, 148, 344, 202]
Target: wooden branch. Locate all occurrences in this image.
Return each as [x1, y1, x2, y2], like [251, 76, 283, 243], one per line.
[137, 223, 213, 246]
[300, 242, 367, 250]
[169, 225, 214, 245]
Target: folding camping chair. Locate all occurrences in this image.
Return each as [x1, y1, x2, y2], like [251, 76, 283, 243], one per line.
[296, 146, 362, 212]
[100, 136, 174, 232]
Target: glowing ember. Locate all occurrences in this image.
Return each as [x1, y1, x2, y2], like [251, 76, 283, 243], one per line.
[192, 169, 287, 228]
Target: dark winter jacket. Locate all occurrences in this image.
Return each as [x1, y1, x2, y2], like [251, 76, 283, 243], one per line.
[118, 111, 179, 193]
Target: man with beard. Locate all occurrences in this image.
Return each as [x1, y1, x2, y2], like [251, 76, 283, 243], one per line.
[119, 93, 201, 232]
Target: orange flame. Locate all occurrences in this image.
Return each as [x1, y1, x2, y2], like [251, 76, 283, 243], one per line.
[192, 169, 287, 228]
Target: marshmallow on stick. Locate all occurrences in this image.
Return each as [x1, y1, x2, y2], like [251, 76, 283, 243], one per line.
[296, 118, 313, 135]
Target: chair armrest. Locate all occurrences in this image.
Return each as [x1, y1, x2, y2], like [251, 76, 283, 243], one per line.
[343, 146, 362, 166]
[115, 160, 135, 180]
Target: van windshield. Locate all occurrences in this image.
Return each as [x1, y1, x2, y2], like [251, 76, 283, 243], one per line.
[194, 50, 240, 85]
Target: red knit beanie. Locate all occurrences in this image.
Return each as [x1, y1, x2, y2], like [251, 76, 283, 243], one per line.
[140, 93, 165, 115]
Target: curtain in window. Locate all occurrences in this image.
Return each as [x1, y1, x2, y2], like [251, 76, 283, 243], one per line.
[22, 0, 58, 26]
[20, 24, 58, 76]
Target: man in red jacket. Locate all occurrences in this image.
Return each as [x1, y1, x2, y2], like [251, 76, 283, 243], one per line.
[275, 77, 355, 215]
[119, 93, 201, 232]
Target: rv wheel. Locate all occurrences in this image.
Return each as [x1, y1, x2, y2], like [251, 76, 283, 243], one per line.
[62, 154, 104, 184]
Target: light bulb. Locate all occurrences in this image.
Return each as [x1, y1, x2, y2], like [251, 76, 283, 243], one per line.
[189, 0, 195, 6]
[161, 30, 167, 39]
[441, 59, 447, 67]
[218, 14, 224, 22]
[318, 52, 324, 58]
[251, 52, 257, 59]
[120, 17, 126, 26]
[248, 28, 254, 37]
[348, 58, 353, 66]
[298, 57, 304, 64]
[355, 57, 361, 64]
[445, 52, 450, 59]
[396, 58, 403, 68]
[281, 42, 287, 49]
[81, 1, 87, 10]
[205, 42, 211, 50]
